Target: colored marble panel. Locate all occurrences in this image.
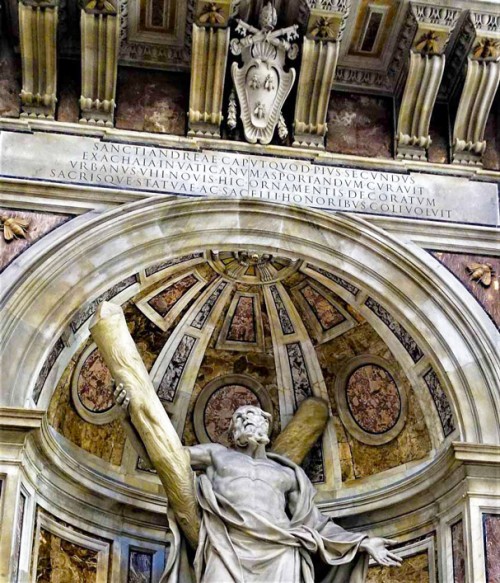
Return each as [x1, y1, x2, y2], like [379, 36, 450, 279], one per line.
[346, 364, 401, 434]
[77, 349, 114, 412]
[430, 252, 500, 328]
[128, 550, 153, 583]
[367, 551, 429, 582]
[11, 492, 25, 583]
[307, 264, 360, 296]
[157, 335, 196, 402]
[204, 384, 260, 446]
[70, 275, 138, 332]
[286, 343, 313, 408]
[145, 253, 203, 277]
[227, 296, 256, 343]
[270, 285, 294, 335]
[36, 528, 98, 583]
[191, 282, 227, 329]
[365, 297, 424, 363]
[148, 274, 198, 317]
[326, 93, 393, 159]
[423, 368, 455, 437]
[451, 519, 465, 583]
[0, 209, 72, 273]
[32, 338, 65, 404]
[116, 69, 188, 136]
[300, 284, 346, 331]
[302, 439, 325, 484]
[484, 514, 500, 583]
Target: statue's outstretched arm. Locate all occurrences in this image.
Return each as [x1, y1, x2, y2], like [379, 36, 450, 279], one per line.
[89, 301, 200, 548]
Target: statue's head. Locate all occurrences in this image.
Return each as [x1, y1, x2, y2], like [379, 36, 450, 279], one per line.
[230, 405, 272, 448]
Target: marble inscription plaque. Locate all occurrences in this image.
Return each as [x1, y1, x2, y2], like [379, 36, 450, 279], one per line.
[1, 131, 498, 226]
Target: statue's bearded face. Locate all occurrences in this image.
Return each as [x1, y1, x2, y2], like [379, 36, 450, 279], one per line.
[231, 405, 271, 448]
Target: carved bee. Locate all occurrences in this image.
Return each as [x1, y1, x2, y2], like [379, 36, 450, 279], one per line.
[466, 263, 494, 287]
[0, 216, 30, 241]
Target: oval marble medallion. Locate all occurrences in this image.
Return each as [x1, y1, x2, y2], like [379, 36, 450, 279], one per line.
[77, 348, 115, 412]
[204, 384, 260, 446]
[346, 364, 401, 434]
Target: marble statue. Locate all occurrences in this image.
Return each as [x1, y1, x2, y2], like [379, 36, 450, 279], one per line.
[89, 301, 402, 583]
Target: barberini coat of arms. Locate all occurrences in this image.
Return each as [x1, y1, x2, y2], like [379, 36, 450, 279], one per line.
[229, 2, 299, 145]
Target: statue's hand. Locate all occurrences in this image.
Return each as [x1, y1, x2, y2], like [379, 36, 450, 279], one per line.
[113, 382, 131, 418]
[360, 537, 402, 567]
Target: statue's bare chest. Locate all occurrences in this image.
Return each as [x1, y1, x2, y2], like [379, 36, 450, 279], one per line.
[210, 451, 294, 493]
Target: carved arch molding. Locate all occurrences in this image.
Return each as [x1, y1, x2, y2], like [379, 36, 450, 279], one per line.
[1, 198, 498, 448]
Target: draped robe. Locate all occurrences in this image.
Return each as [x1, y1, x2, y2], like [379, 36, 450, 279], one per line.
[162, 453, 368, 583]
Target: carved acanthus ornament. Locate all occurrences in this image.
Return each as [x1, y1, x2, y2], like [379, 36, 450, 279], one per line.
[452, 11, 500, 165]
[293, 1, 350, 149]
[229, 2, 299, 144]
[188, 0, 233, 137]
[18, 0, 59, 118]
[396, 3, 461, 160]
[79, 0, 120, 126]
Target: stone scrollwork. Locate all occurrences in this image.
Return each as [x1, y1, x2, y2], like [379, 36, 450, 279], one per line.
[452, 11, 500, 165]
[18, 0, 59, 118]
[79, 0, 120, 126]
[396, 2, 461, 160]
[230, 2, 299, 144]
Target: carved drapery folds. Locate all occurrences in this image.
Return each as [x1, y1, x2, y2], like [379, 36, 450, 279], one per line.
[396, 4, 460, 160]
[452, 12, 500, 165]
[79, 0, 120, 126]
[293, 2, 349, 149]
[188, 0, 232, 137]
[18, 0, 59, 119]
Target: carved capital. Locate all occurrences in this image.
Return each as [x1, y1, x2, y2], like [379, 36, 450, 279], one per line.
[81, 0, 117, 15]
[410, 2, 461, 56]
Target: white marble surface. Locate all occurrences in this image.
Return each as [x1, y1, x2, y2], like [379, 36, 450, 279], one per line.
[1, 130, 498, 225]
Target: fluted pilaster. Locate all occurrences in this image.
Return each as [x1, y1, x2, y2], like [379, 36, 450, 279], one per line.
[188, 0, 232, 137]
[79, 0, 120, 126]
[18, 0, 59, 119]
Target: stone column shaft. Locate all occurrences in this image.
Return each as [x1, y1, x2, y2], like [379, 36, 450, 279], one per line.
[18, 0, 58, 119]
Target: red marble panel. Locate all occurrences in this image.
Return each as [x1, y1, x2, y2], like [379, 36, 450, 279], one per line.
[484, 514, 500, 583]
[346, 364, 401, 434]
[227, 296, 256, 343]
[77, 349, 114, 412]
[204, 385, 260, 447]
[115, 69, 188, 135]
[300, 284, 346, 331]
[451, 519, 465, 583]
[326, 92, 392, 158]
[148, 274, 198, 317]
[0, 209, 72, 272]
[430, 252, 499, 328]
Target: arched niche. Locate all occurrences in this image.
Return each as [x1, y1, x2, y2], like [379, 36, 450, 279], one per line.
[1, 196, 498, 453]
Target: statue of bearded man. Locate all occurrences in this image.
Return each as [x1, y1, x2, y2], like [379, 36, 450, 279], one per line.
[90, 302, 401, 583]
[115, 394, 402, 583]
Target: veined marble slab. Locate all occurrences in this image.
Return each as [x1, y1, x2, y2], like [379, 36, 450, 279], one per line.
[1, 130, 498, 226]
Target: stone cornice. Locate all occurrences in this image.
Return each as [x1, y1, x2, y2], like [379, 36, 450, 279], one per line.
[0, 408, 45, 430]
